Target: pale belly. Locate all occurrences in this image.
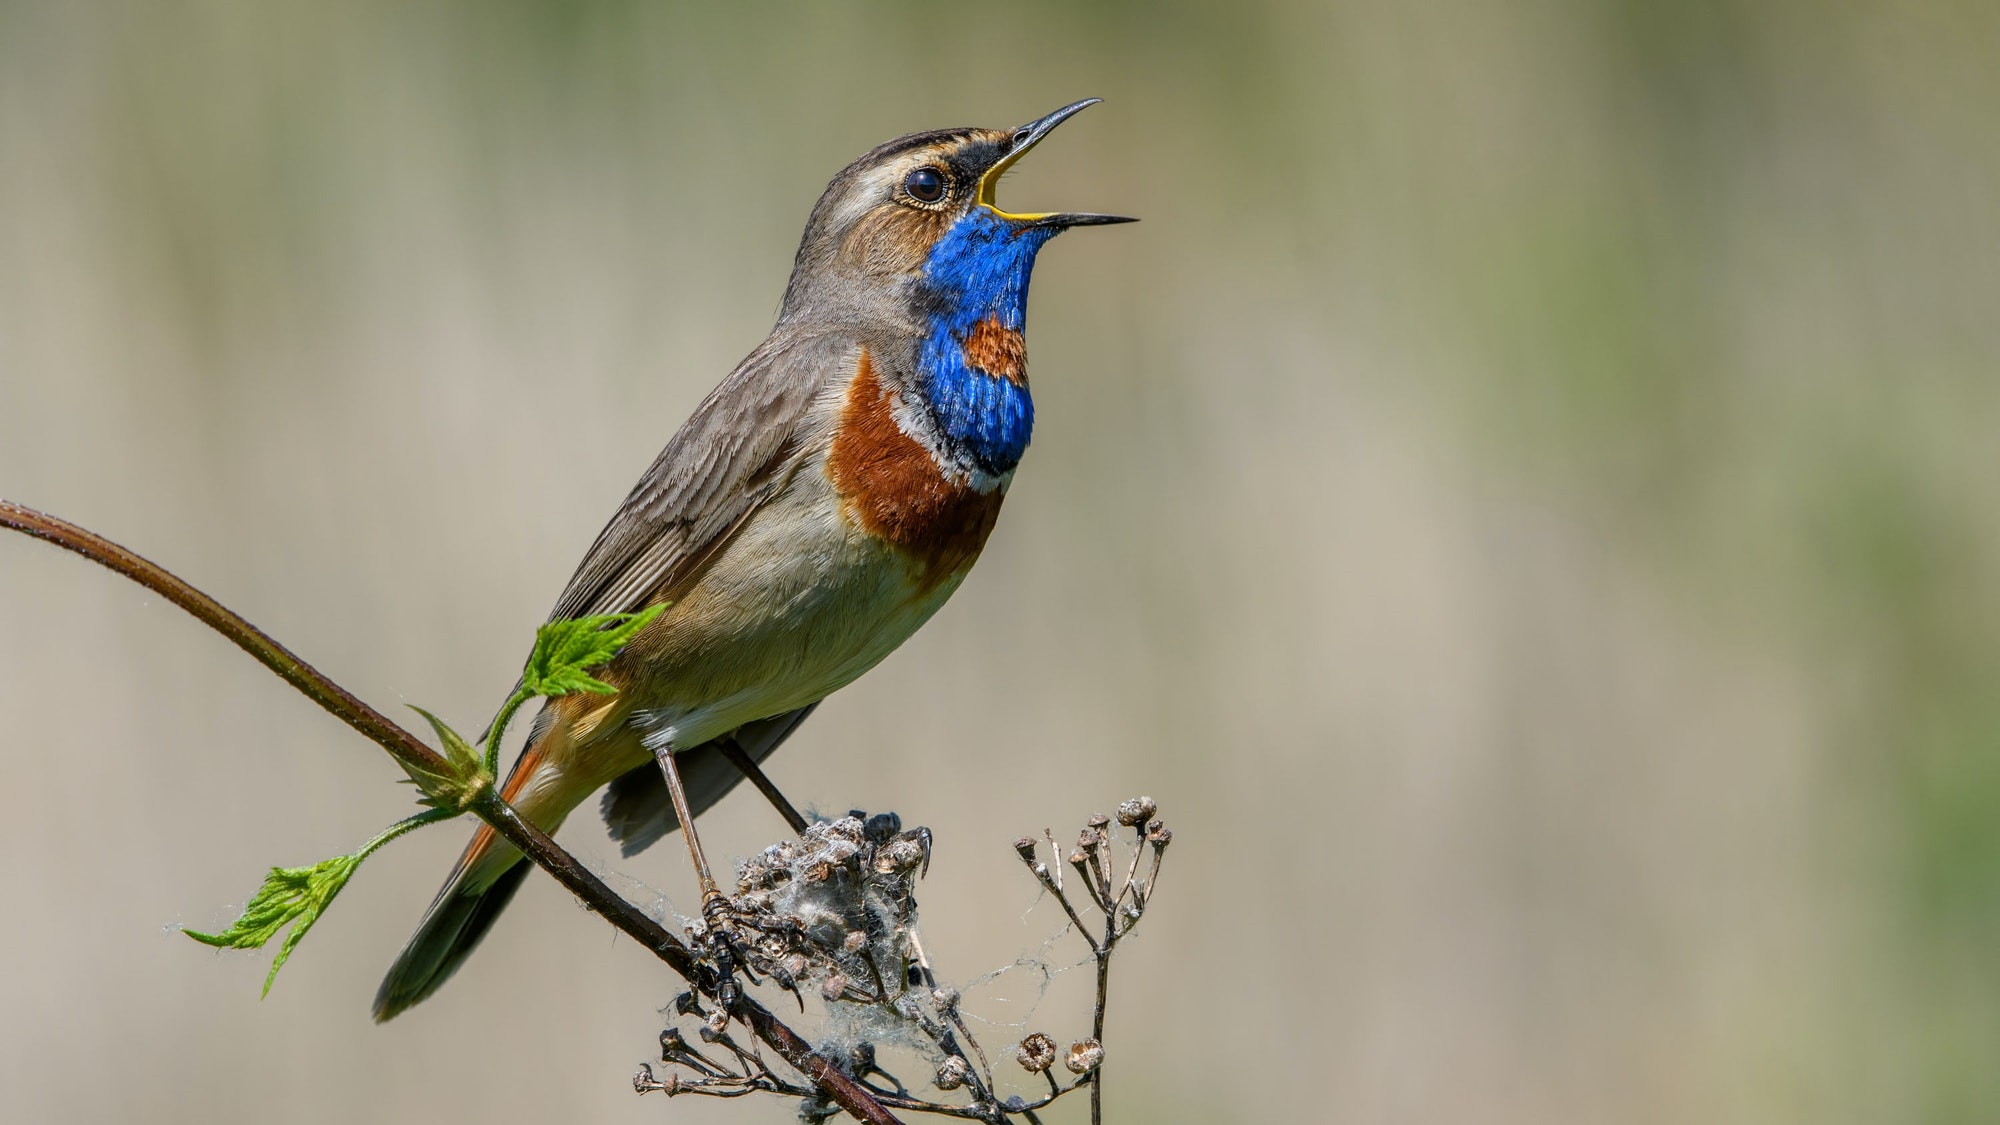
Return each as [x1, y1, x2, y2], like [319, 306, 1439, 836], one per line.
[605, 471, 974, 762]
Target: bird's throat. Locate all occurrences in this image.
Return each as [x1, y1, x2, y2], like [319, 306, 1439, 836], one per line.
[914, 210, 1057, 476]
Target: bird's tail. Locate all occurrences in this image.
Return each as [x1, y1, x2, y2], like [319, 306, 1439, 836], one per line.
[372, 740, 561, 1022]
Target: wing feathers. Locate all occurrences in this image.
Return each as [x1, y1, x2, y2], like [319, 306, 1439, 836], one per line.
[547, 330, 851, 623]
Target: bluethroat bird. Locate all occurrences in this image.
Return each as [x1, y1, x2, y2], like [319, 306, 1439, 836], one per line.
[373, 100, 1131, 1019]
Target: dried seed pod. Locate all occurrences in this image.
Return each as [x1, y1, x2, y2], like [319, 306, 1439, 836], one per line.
[1086, 813, 1110, 831]
[875, 837, 926, 874]
[1014, 836, 1040, 865]
[847, 1040, 877, 1076]
[1147, 822, 1173, 850]
[1066, 1039, 1104, 1075]
[821, 973, 848, 1001]
[1117, 796, 1158, 827]
[934, 1055, 969, 1091]
[1017, 1032, 1057, 1074]
[842, 930, 868, 954]
[659, 1027, 690, 1060]
[931, 986, 960, 1012]
[702, 1006, 729, 1037]
[635, 1064, 679, 1095]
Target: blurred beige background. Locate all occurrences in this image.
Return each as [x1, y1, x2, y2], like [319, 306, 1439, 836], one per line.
[2, 1, 1996, 1122]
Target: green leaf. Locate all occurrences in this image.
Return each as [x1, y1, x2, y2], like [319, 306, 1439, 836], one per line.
[519, 605, 665, 699]
[391, 759, 464, 809]
[409, 705, 481, 776]
[186, 854, 361, 996]
[397, 706, 492, 809]
[410, 700, 480, 768]
[184, 808, 454, 996]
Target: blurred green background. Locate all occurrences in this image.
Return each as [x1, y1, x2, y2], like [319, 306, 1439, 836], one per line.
[2, 1, 1995, 1122]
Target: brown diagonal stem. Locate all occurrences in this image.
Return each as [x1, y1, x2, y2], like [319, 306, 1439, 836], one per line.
[0, 499, 900, 1125]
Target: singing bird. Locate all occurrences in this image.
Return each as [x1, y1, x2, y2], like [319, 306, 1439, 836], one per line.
[374, 100, 1131, 1019]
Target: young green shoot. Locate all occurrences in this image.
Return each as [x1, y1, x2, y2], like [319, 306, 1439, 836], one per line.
[181, 605, 666, 996]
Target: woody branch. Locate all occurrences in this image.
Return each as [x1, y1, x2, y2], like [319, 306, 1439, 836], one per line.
[0, 498, 903, 1125]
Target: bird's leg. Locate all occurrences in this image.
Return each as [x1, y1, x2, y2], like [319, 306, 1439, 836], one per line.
[654, 741, 722, 898]
[716, 738, 809, 834]
[652, 741, 743, 1009]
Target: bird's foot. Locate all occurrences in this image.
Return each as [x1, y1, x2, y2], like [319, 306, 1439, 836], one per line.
[697, 891, 758, 1012]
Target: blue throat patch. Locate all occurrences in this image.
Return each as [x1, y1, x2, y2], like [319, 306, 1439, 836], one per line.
[915, 209, 1057, 475]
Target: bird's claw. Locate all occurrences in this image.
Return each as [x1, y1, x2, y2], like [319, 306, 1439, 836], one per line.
[698, 893, 760, 1013]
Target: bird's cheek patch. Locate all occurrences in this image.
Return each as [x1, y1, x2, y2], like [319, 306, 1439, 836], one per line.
[839, 205, 946, 275]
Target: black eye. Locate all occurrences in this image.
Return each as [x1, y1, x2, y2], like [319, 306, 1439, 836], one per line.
[903, 166, 946, 204]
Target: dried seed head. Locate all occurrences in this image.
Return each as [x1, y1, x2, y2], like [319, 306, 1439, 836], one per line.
[1147, 822, 1173, 850]
[934, 1056, 969, 1091]
[635, 1064, 679, 1095]
[702, 1007, 729, 1037]
[1117, 796, 1158, 827]
[931, 986, 960, 1012]
[841, 930, 868, 954]
[1014, 837, 1039, 865]
[1086, 813, 1111, 831]
[1068, 850, 1089, 867]
[1017, 1032, 1057, 1074]
[659, 1027, 689, 1060]
[1066, 1039, 1105, 1075]
[821, 973, 848, 1001]
[846, 1040, 877, 1075]
[670, 991, 701, 1016]
[875, 837, 926, 874]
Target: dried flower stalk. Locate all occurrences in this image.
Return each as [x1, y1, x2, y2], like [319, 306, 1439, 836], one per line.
[641, 799, 1172, 1124]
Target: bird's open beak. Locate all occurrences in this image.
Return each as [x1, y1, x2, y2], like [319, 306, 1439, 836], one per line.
[978, 99, 1137, 229]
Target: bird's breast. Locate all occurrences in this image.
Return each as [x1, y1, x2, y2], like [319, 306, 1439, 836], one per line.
[825, 348, 1005, 594]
